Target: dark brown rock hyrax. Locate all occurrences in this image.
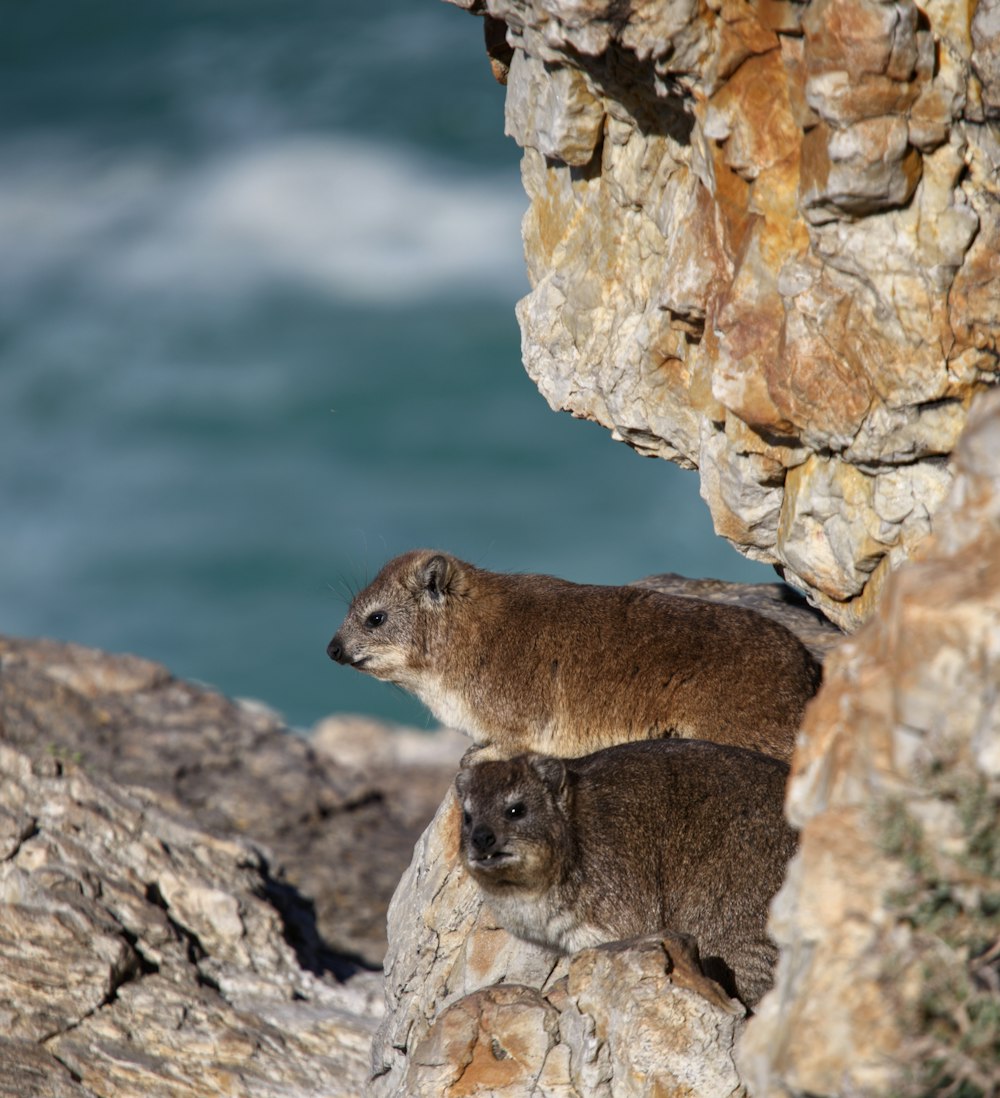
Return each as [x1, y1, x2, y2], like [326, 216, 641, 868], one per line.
[456, 739, 798, 1007]
[327, 550, 821, 762]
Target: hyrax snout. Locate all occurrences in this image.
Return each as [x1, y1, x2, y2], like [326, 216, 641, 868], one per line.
[328, 549, 822, 761]
[456, 738, 798, 1007]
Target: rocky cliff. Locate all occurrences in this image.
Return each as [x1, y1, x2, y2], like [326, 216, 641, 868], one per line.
[0, 644, 465, 1096]
[740, 386, 1000, 1097]
[3, 1, 997, 1092]
[450, 0, 999, 631]
[358, 2, 1000, 1093]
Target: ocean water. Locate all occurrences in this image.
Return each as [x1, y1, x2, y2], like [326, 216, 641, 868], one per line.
[1, 0, 772, 731]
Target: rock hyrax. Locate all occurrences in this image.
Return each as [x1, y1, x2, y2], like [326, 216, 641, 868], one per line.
[327, 550, 821, 762]
[456, 739, 797, 1007]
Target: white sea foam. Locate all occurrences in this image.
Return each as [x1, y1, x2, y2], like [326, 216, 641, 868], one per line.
[0, 134, 528, 305]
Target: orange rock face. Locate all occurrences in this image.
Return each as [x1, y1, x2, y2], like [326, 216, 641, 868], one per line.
[454, 0, 999, 628]
[739, 387, 1000, 1096]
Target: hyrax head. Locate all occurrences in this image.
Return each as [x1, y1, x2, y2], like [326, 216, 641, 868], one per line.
[326, 550, 466, 686]
[455, 754, 574, 891]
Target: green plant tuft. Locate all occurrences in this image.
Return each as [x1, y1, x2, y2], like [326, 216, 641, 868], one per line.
[879, 765, 1000, 1098]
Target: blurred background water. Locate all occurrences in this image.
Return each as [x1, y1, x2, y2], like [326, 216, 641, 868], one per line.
[1, 0, 772, 731]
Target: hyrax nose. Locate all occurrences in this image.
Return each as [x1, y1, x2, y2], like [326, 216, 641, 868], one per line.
[471, 824, 496, 854]
[327, 634, 348, 664]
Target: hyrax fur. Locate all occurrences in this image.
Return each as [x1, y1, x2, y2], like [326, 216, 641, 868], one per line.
[327, 550, 821, 762]
[456, 739, 798, 1007]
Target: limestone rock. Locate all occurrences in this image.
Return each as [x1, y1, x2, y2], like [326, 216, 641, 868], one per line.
[739, 386, 1000, 1096]
[0, 638, 472, 1094]
[370, 793, 748, 1098]
[633, 571, 843, 660]
[452, 0, 1000, 630]
[0, 636, 463, 966]
[0, 739, 382, 1097]
[505, 51, 606, 166]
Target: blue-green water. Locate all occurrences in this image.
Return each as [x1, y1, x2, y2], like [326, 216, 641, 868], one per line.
[1, 1, 772, 730]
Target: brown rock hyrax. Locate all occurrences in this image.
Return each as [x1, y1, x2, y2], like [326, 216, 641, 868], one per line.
[455, 739, 798, 1007]
[327, 550, 821, 762]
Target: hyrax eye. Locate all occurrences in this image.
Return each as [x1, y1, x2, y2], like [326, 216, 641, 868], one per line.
[462, 810, 472, 826]
[506, 802, 526, 819]
[365, 611, 387, 629]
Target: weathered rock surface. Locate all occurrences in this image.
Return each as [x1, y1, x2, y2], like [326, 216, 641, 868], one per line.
[450, 0, 1000, 630]
[0, 738, 382, 1096]
[740, 386, 1000, 1096]
[0, 638, 470, 1096]
[0, 636, 465, 968]
[633, 571, 842, 660]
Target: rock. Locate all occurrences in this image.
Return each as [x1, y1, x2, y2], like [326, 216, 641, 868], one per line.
[738, 386, 1000, 1096]
[557, 938, 746, 1097]
[0, 637, 464, 968]
[0, 739, 382, 1097]
[400, 939, 746, 1098]
[311, 714, 467, 836]
[405, 983, 566, 1097]
[0, 1039, 96, 1098]
[451, 0, 1000, 630]
[633, 571, 843, 660]
[0, 637, 471, 1094]
[505, 52, 606, 166]
[971, 0, 1000, 118]
[371, 793, 748, 1097]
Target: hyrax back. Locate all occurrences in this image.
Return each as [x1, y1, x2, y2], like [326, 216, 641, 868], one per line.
[327, 549, 821, 761]
[456, 739, 797, 1007]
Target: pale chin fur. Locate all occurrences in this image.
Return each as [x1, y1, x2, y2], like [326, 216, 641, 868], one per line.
[353, 651, 406, 684]
[412, 676, 492, 741]
[484, 889, 605, 955]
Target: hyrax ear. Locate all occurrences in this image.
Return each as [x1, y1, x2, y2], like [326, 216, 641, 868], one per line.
[454, 766, 471, 801]
[527, 754, 569, 805]
[419, 553, 454, 603]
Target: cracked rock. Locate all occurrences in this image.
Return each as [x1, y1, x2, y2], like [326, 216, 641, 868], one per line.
[0, 739, 381, 1096]
[452, 0, 1000, 630]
